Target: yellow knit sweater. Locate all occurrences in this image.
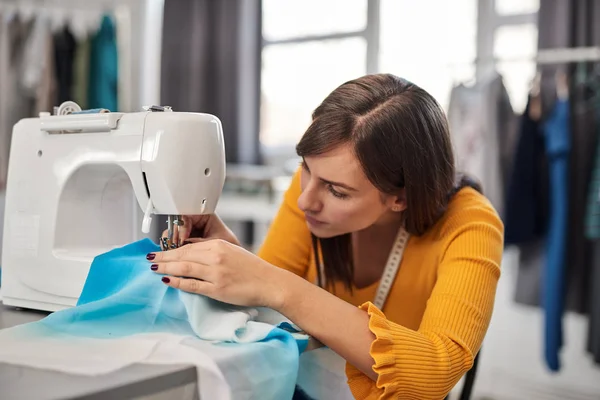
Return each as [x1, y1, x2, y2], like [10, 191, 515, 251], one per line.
[258, 170, 504, 399]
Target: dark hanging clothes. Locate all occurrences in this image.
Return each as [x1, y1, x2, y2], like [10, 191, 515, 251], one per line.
[504, 96, 549, 246]
[584, 110, 600, 365]
[53, 26, 77, 105]
[506, 97, 551, 311]
[588, 243, 600, 364]
[564, 82, 597, 315]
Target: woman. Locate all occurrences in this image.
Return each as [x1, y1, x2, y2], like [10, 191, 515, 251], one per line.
[148, 74, 504, 400]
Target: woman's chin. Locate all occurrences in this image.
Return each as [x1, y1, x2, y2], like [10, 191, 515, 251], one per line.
[307, 224, 345, 239]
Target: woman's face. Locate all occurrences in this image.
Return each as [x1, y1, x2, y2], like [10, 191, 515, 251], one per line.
[298, 144, 406, 238]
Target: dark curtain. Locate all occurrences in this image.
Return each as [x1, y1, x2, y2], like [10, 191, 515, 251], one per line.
[160, 0, 262, 165]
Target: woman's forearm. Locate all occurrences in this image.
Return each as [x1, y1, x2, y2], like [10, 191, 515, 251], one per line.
[274, 270, 378, 381]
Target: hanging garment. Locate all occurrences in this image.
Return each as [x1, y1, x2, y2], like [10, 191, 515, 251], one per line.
[447, 70, 517, 218]
[0, 14, 56, 189]
[88, 14, 118, 111]
[20, 14, 55, 115]
[114, 7, 133, 112]
[504, 96, 549, 245]
[35, 25, 57, 114]
[71, 37, 90, 109]
[53, 25, 77, 105]
[584, 115, 600, 365]
[0, 16, 30, 190]
[506, 96, 551, 308]
[0, 238, 308, 400]
[588, 242, 600, 365]
[510, 93, 595, 315]
[542, 98, 571, 372]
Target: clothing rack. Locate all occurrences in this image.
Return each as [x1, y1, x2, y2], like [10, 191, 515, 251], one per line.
[448, 46, 600, 70]
[0, 0, 164, 112]
[536, 46, 600, 64]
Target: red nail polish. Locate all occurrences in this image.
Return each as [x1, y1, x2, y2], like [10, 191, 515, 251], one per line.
[146, 253, 155, 261]
[150, 264, 158, 271]
[162, 277, 170, 284]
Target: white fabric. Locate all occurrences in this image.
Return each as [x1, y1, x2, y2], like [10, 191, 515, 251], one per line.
[181, 292, 304, 343]
[0, 326, 231, 399]
[0, 305, 303, 400]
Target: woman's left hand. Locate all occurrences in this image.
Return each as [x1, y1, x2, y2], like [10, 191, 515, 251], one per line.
[147, 239, 290, 310]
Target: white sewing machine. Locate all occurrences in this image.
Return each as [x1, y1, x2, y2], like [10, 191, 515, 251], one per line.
[0, 102, 226, 312]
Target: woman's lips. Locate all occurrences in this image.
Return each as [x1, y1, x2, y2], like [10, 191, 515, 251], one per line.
[305, 214, 325, 226]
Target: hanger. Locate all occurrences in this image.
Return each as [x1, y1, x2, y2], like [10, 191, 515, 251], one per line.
[0, 0, 111, 39]
[529, 70, 543, 121]
[0, 1, 19, 24]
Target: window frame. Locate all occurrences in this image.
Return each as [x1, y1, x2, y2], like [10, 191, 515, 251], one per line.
[476, 0, 538, 79]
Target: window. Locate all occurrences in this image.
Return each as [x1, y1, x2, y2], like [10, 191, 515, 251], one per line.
[261, 38, 367, 148]
[378, 0, 477, 109]
[262, 0, 367, 41]
[494, 24, 539, 113]
[495, 0, 539, 16]
[260, 0, 370, 151]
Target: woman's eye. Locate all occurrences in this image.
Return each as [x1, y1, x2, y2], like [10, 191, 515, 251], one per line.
[328, 185, 348, 199]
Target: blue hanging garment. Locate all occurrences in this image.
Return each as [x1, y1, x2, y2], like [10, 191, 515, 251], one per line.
[0, 238, 308, 399]
[542, 98, 570, 372]
[88, 15, 118, 111]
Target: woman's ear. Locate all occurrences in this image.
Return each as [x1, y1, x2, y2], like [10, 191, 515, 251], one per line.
[387, 189, 407, 213]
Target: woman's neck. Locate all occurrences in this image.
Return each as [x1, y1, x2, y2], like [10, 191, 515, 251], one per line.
[368, 210, 405, 233]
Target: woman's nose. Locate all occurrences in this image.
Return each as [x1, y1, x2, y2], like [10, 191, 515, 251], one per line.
[297, 184, 322, 214]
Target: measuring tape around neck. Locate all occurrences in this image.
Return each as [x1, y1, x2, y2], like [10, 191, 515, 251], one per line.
[373, 226, 410, 309]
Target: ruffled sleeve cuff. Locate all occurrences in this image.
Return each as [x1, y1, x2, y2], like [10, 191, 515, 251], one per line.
[345, 302, 394, 399]
[346, 302, 455, 400]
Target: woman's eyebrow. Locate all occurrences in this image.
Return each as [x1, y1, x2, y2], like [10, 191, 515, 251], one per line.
[319, 177, 357, 191]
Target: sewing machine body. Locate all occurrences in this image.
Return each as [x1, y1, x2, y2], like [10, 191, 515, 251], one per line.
[1, 110, 226, 312]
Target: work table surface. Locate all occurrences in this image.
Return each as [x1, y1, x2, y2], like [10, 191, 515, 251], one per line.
[0, 304, 198, 400]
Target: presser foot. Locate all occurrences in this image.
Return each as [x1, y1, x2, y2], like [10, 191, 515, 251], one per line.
[160, 237, 179, 251]
[161, 215, 184, 251]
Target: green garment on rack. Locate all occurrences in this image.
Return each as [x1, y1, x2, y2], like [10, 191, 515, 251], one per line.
[88, 15, 118, 111]
[584, 122, 600, 239]
[72, 37, 90, 109]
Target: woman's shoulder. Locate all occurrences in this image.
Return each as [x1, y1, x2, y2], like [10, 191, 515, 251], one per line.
[433, 186, 504, 239]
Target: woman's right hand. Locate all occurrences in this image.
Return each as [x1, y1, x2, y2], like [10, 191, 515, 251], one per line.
[161, 214, 241, 248]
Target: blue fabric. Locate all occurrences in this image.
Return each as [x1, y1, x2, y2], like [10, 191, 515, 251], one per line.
[88, 15, 118, 111]
[0, 238, 308, 399]
[542, 99, 570, 372]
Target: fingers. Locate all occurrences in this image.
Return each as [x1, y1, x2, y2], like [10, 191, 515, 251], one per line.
[161, 275, 214, 296]
[150, 260, 214, 281]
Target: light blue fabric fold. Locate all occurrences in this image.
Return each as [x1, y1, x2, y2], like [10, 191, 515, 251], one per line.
[0, 238, 309, 400]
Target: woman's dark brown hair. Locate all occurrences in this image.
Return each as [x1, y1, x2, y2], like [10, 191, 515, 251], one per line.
[296, 73, 481, 291]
